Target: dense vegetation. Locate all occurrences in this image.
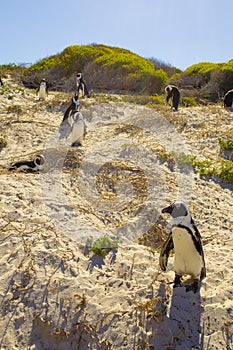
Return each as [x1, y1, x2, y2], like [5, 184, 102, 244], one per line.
[1, 44, 233, 103]
[20, 44, 170, 95]
[170, 60, 233, 103]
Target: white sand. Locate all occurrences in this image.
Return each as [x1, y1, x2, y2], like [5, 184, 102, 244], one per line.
[0, 80, 232, 349]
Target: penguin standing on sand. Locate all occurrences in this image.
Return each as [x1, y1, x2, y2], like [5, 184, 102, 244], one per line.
[59, 93, 86, 146]
[159, 201, 206, 293]
[76, 73, 90, 98]
[165, 85, 180, 111]
[37, 79, 48, 100]
[9, 154, 45, 172]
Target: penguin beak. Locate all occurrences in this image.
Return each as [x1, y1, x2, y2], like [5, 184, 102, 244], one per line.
[161, 205, 173, 214]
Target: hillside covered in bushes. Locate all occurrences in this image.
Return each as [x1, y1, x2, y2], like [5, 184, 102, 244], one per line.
[1, 43, 233, 103]
[21, 44, 171, 95]
[170, 60, 233, 103]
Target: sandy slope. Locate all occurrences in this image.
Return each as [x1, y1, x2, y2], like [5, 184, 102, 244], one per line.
[0, 81, 232, 349]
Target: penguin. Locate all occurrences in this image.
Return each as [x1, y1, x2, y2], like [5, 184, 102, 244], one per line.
[37, 79, 48, 100]
[9, 154, 45, 172]
[165, 85, 180, 111]
[59, 93, 86, 146]
[159, 201, 206, 293]
[76, 73, 90, 98]
[223, 89, 233, 108]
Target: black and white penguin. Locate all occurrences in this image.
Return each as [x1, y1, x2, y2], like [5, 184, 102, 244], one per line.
[9, 154, 45, 172]
[165, 85, 180, 111]
[76, 73, 90, 98]
[159, 201, 206, 293]
[223, 89, 233, 108]
[37, 79, 48, 100]
[59, 93, 86, 146]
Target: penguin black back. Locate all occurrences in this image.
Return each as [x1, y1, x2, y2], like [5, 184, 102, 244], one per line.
[9, 155, 45, 172]
[62, 93, 80, 123]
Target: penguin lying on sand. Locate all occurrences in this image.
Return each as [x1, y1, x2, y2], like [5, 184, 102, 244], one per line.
[9, 154, 45, 172]
[59, 93, 86, 147]
[159, 201, 206, 293]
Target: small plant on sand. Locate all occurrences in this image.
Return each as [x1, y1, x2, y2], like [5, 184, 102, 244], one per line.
[190, 158, 217, 176]
[7, 105, 22, 114]
[218, 137, 233, 160]
[218, 138, 233, 151]
[0, 136, 7, 148]
[159, 150, 194, 171]
[219, 160, 233, 183]
[159, 148, 233, 184]
[90, 235, 119, 257]
[170, 151, 194, 167]
[192, 158, 233, 184]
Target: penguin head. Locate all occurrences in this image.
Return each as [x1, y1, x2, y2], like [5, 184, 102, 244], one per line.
[34, 154, 45, 166]
[162, 201, 191, 226]
[40, 79, 47, 87]
[165, 85, 171, 94]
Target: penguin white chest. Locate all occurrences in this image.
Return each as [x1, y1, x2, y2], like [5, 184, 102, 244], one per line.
[70, 115, 85, 144]
[17, 165, 30, 171]
[172, 227, 202, 278]
[39, 85, 46, 100]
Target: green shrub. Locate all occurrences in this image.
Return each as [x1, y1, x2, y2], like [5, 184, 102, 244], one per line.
[7, 105, 22, 114]
[181, 96, 198, 107]
[219, 160, 233, 183]
[0, 136, 7, 148]
[184, 62, 221, 76]
[191, 158, 217, 176]
[90, 235, 119, 257]
[161, 150, 233, 184]
[0, 63, 25, 76]
[94, 52, 155, 75]
[219, 138, 233, 161]
[218, 138, 233, 151]
[169, 151, 195, 167]
[174, 59, 233, 102]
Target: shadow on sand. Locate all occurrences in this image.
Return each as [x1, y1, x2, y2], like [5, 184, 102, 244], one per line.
[147, 282, 204, 349]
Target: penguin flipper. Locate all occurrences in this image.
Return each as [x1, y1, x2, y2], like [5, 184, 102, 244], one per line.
[200, 266, 206, 280]
[159, 233, 174, 271]
[191, 220, 206, 278]
[62, 106, 73, 123]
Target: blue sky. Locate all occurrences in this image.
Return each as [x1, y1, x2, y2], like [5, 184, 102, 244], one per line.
[1, 0, 232, 70]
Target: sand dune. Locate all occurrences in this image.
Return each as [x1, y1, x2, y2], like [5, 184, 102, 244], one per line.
[0, 80, 232, 349]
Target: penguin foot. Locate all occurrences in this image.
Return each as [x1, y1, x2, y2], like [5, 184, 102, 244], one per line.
[173, 274, 182, 288]
[186, 280, 199, 293]
[71, 142, 82, 147]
